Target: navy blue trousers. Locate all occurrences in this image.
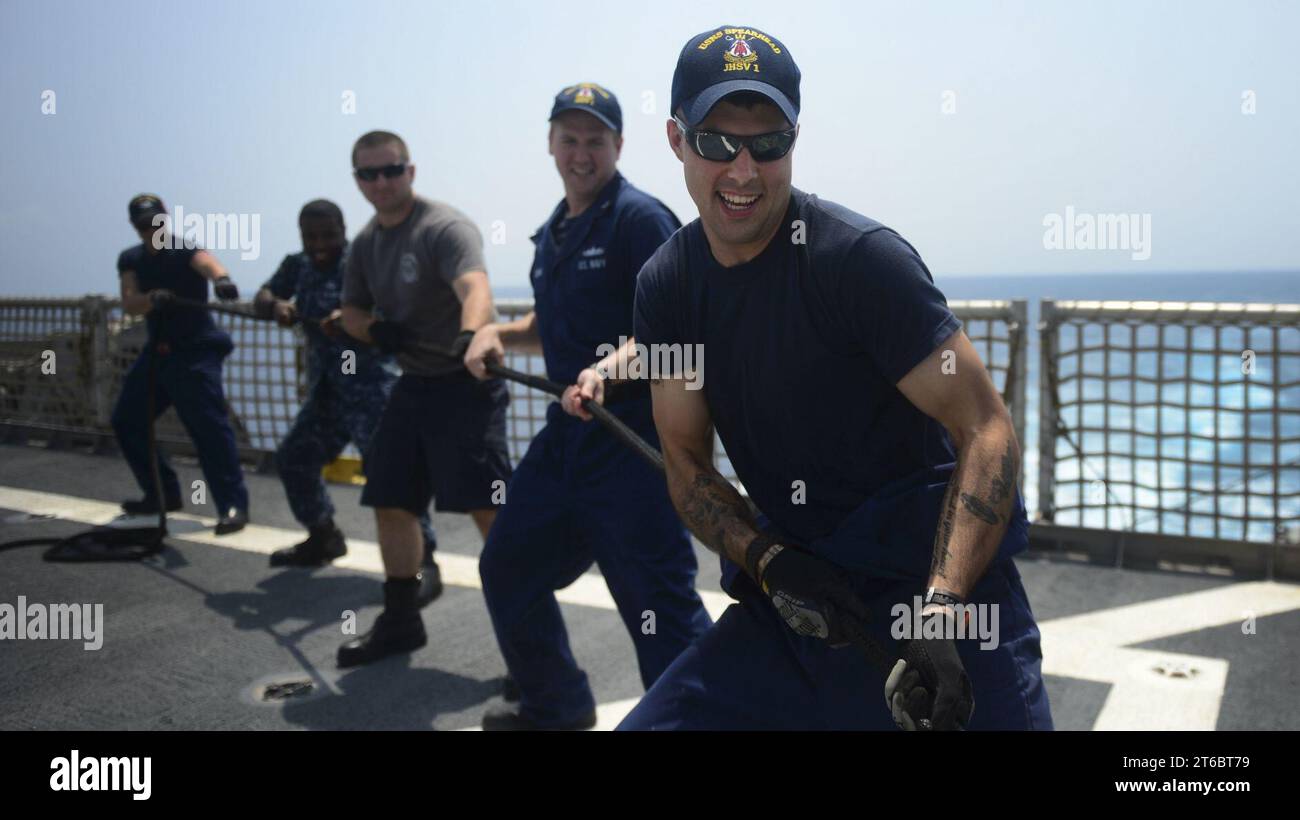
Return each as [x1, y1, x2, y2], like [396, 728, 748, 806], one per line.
[111, 343, 249, 514]
[479, 413, 712, 727]
[618, 557, 1053, 730]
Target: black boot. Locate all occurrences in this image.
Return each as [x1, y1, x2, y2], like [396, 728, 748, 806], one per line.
[337, 577, 426, 668]
[481, 703, 596, 732]
[270, 520, 347, 567]
[214, 507, 248, 535]
[121, 495, 182, 515]
[415, 560, 443, 608]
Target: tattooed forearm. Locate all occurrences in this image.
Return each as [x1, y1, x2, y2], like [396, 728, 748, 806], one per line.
[958, 441, 1018, 525]
[674, 469, 758, 564]
[989, 441, 1016, 505]
[930, 477, 960, 576]
[929, 433, 1021, 595]
[960, 492, 1000, 524]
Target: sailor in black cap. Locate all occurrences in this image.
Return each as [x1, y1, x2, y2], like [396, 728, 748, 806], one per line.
[620, 26, 1054, 730]
[112, 194, 249, 534]
[463, 84, 711, 730]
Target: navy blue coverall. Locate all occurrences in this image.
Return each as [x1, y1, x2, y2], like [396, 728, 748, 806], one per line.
[478, 173, 713, 727]
[112, 243, 249, 515]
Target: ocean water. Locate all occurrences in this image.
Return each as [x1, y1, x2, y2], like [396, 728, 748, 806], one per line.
[503, 270, 1299, 541]
[938, 272, 1299, 540]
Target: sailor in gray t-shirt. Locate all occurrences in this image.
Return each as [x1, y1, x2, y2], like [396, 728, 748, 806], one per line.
[337, 129, 512, 668]
[343, 196, 485, 377]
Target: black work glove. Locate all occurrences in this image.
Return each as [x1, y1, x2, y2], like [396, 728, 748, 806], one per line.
[253, 297, 275, 320]
[745, 534, 872, 648]
[213, 276, 239, 302]
[367, 320, 405, 355]
[885, 608, 974, 731]
[149, 289, 176, 310]
[449, 329, 476, 361]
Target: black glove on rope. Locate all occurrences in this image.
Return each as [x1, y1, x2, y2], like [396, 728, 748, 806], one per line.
[367, 320, 405, 355]
[213, 276, 239, 302]
[744, 533, 872, 648]
[149, 289, 176, 309]
[885, 607, 975, 731]
[253, 298, 275, 320]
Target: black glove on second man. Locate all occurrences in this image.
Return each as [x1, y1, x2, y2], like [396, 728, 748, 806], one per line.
[744, 534, 873, 648]
[885, 607, 975, 731]
[367, 320, 405, 355]
[213, 276, 239, 302]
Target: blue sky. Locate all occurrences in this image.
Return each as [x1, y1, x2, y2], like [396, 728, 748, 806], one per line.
[1, 0, 1297, 297]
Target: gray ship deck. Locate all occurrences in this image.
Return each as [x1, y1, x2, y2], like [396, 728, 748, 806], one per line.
[1, 443, 1296, 731]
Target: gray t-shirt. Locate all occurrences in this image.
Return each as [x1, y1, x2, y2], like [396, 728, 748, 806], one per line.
[342, 196, 486, 376]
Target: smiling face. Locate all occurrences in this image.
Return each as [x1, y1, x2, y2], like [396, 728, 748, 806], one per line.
[353, 140, 415, 217]
[667, 98, 796, 267]
[300, 214, 346, 270]
[549, 110, 623, 214]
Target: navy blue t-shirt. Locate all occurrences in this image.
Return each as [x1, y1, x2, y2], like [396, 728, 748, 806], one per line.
[635, 189, 981, 585]
[117, 243, 223, 347]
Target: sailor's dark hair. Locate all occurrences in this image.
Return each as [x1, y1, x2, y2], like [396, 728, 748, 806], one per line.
[351, 130, 409, 166]
[298, 199, 344, 228]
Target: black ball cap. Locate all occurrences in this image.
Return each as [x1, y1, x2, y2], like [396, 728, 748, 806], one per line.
[128, 194, 165, 226]
[550, 83, 622, 133]
[671, 26, 800, 127]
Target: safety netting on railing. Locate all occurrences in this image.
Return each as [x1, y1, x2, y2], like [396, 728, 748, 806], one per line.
[1038, 300, 1300, 544]
[0, 296, 1029, 489]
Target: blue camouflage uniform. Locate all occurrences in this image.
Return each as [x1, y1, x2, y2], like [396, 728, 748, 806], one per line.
[478, 172, 713, 727]
[263, 246, 436, 547]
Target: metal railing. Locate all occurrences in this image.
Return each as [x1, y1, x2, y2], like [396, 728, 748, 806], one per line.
[1037, 300, 1300, 545]
[0, 296, 1027, 487]
[7, 292, 1298, 573]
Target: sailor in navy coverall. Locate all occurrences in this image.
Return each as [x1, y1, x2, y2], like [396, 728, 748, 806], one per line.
[465, 84, 712, 731]
[112, 194, 249, 535]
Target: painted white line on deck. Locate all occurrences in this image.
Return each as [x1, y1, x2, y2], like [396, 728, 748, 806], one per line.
[0, 485, 734, 621]
[1038, 581, 1300, 730]
[9, 484, 1299, 730]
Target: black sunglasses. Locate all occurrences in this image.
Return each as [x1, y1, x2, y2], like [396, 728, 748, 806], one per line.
[674, 118, 796, 163]
[354, 163, 408, 182]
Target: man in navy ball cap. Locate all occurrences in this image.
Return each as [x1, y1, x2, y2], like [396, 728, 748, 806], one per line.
[619, 26, 1054, 731]
[113, 193, 249, 534]
[670, 26, 800, 128]
[464, 82, 711, 730]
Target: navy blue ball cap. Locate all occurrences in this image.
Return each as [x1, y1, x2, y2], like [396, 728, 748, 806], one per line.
[128, 193, 165, 225]
[671, 26, 800, 127]
[550, 83, 622, 133]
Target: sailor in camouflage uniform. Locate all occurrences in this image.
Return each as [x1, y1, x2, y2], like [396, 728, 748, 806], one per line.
[255, 200, 439, 594]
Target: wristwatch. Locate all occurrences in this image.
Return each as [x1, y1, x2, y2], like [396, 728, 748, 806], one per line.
[923, 587, 965, 609]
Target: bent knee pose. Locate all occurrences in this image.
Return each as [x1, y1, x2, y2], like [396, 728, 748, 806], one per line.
[464, 85, 711, 731]
[112, 193, 248, 535]
[619, 27, 1053, 731]
[335, 131, 512, 668]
